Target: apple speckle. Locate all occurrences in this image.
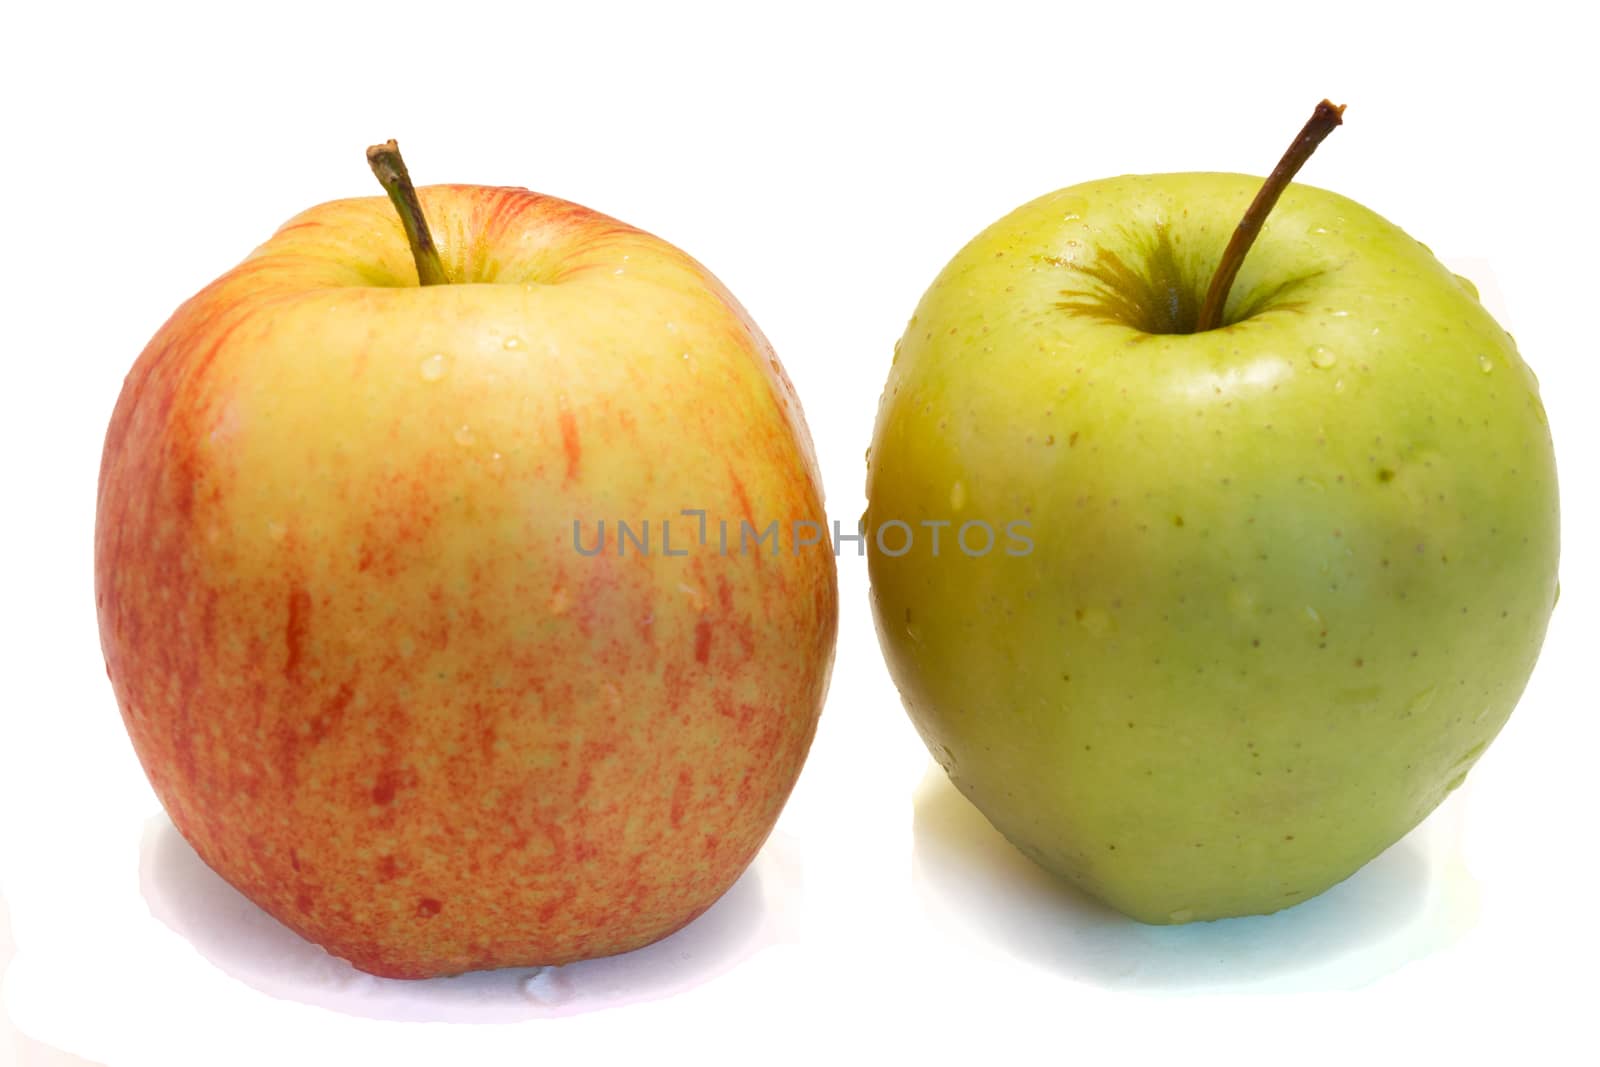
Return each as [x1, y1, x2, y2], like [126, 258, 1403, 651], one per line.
[558, 409, 582, 483]
[418, 353, 448, 381]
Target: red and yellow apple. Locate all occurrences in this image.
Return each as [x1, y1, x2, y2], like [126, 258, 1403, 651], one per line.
[95, 156, 837, 978]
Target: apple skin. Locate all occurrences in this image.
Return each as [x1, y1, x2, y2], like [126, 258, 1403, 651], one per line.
[866, 173, 1558, 923]
[96, 185, 837, 977]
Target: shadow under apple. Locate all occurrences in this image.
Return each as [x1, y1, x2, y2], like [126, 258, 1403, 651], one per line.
[139, 813, 797, 1022]
[911, 764, 1480, 993]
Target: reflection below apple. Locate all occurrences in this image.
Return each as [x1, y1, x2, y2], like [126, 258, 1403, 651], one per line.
[911, 765, 1479, 992]
[138, 814, 801, 1021]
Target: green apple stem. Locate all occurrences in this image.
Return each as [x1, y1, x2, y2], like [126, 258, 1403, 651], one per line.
[366, 139, 450, 286]
[1195, 100, 1346, 332]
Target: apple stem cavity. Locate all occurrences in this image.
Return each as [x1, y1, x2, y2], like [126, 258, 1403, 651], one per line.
[366, 139, 451, 286]
[1194, 100, 1346, 332]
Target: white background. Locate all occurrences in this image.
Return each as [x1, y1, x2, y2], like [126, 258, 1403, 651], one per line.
[3, 1, 1595, 1063]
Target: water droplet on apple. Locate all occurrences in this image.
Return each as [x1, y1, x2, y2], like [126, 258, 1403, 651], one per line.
[1523, 391, 1548, 425]
[949, 481, 967, 511]
[1304, 605, 1323, 627]
[1454, 273, 1480, 301]
[1518, 359, 1540, 393]
[1333, 379, 1346, 394]
[503, 336, 522, 350]
[1330, 309, 1350, 318]
[1444, 771, 1469, 794]
[1407, 687, 1437, 717]
[454, 425, 475, 446]
[1309, 345, 1338, 369]
[1478, 354, 1495, 374]
[1168, 908, 1196, 923]
[521, 966, 574, 1006]
[419, 353, 448, 382]
[1308, 225, 1330, 235]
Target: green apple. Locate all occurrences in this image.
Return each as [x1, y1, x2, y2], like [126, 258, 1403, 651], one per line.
[95, 143, 837, 977]
[866, 115, 1558, 923]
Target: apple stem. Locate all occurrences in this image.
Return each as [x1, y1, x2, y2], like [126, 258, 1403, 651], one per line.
[1194, 100, 1346, 332]
[366, 139, 450, 286]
